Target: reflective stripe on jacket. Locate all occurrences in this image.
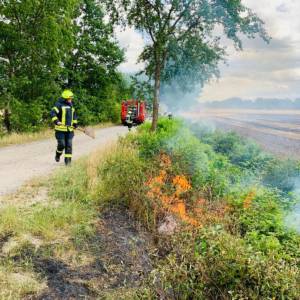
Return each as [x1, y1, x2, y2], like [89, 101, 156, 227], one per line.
[50, 98, 78, 132]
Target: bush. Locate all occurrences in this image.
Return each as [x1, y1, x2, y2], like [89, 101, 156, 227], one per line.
[98, 118, 300, 298]
[262, 159, 300, 194]
[194, 129, 272, 172]
[129, 117, 183, 158]
[10, 100, 45, 132]
[192, 125, 300, 196]
[150, 228, 300, 299]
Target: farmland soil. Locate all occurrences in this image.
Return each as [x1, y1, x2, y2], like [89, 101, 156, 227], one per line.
[186, 109, 300, 159]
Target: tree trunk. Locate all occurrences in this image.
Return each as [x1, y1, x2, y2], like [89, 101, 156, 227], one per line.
[151, 62, 161, 132]
[3, 108, 11, 133]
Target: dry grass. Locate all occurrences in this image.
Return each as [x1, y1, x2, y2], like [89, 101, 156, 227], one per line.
[0, 140, 152, 298]
[0, 268, 46, 300]
[0, 129, 53, 148]
[0, 122, 113, 148]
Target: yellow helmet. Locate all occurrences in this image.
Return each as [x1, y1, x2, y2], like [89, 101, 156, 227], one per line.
[61, 89, 74, 99]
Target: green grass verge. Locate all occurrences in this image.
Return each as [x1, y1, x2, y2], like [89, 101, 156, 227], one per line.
[1, 118, 300, 299]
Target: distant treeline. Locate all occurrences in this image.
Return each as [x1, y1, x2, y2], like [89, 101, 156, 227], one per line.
[204, 98, 300, 109]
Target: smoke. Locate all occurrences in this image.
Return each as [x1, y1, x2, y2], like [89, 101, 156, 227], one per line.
[284, 179, 300, 233]
[160, 83, 203, 115]
[285, 204, 300, 233]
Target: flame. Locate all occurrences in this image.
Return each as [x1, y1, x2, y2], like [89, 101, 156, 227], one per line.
[146, 154, 228, 228]
[243, 191, 256, 209]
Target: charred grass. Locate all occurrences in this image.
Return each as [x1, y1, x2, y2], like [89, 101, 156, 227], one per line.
[0, 147, 155, 299]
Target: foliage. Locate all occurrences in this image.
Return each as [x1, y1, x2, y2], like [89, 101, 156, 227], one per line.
[149, 228, 299, 299]
[0, 0, 77, 130]
[63, 0, 129, 125]
[193, 125, 300, 195]
[0, 0, 128, 133]
[98, 118, 300, 298]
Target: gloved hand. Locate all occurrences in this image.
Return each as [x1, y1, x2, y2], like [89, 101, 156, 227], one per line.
[73, 123, 78, 129]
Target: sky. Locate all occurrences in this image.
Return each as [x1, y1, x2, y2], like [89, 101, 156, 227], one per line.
[116, 0, 300, 102]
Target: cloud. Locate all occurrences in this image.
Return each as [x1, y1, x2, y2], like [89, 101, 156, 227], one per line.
[200, 0, 300, 101]
[276, 3, 289, 13]
[115, 27, 145, 73]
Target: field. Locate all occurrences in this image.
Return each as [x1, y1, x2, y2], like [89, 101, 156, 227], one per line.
[185, 109, 300, 159]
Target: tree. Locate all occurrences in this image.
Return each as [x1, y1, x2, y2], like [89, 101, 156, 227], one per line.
[0, 0, 78, 131]
[105, 0, 269, 131]
[62, 0, 126, 124]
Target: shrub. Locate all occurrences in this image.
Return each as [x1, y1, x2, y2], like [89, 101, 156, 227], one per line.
[262, 159, 300, 194]
[150, 228, 300, 299]
[10, 100, 45, 132]
[98, 118, 300, 298]
[129, 117, 183, 158]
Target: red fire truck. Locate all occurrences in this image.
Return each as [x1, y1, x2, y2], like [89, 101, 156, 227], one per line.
[121, 100, 146, 126]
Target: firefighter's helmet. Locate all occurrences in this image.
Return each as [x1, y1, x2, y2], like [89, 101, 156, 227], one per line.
[61, 89, 74, 99]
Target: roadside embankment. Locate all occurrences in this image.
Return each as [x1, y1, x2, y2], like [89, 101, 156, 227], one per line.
[0, 118, 299, 299]
[97, 118, 300, 299]
[0, 145, 154, 299]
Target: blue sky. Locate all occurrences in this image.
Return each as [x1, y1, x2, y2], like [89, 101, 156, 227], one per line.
[116, 0, 300, 102]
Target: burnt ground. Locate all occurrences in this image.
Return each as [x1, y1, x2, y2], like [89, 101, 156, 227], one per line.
[24, 208, 154, 300]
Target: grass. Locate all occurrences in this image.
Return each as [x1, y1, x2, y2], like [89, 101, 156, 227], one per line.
[0, 143, 136, 298]
[0, 129, 53, 148]
[0, 122, 113, 148]
[0, 157, 96, 297]
[0, 267, 45, 300]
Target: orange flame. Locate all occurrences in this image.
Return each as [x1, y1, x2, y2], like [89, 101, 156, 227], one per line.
[243, 191, 256, 209]
[146, 154, 228, 228]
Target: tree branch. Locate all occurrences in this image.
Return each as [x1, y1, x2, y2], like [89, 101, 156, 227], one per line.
[161, 2, 175, 33]
[169, 0, 193, 34]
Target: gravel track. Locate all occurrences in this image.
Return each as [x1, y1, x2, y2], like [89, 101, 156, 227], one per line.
[0, 126, 128, 196]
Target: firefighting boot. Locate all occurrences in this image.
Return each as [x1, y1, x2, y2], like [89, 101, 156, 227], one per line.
[55, 151, 61, 162]
[64, 157, 71, 166]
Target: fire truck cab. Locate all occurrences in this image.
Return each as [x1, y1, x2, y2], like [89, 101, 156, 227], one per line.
[121, 99, 146, 126]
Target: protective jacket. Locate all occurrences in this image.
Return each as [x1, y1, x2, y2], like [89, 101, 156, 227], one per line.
[50, 98, 78, 132]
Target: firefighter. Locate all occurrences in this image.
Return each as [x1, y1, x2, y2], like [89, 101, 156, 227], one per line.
[50, 89, 78, 165]
[126, 110, 134, 131]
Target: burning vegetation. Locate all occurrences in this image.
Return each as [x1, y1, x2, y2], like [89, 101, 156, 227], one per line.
[146, 153, 229, 229]
[98, 118, 300, 299]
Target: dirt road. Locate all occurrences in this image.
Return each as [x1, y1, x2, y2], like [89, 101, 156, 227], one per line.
[0, 126, 128, 196]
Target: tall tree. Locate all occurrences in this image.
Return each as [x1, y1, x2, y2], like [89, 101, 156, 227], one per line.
[63, 0, 125, 124]
[0, 0, 78, 131]
[105, 0, 269, 131]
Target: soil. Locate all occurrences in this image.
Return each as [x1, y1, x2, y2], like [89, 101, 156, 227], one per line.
[25, 207, 154, 300]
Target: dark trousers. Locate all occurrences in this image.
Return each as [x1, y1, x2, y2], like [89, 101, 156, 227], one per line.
[55, 131, 74, 159]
